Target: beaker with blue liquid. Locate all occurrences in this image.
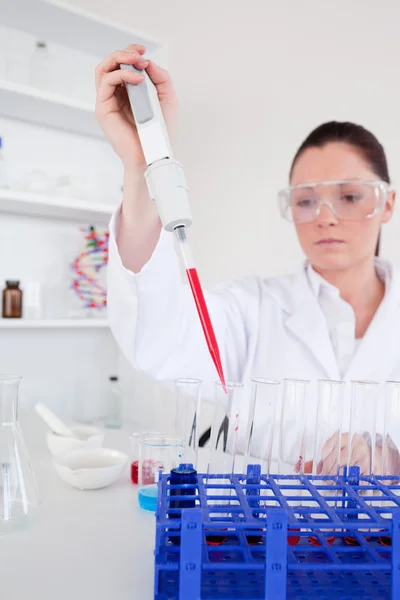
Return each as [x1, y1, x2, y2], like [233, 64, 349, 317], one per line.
[137, 435, 184, 512]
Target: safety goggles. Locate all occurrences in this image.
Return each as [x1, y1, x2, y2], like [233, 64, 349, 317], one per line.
[278, 179, 391, 224]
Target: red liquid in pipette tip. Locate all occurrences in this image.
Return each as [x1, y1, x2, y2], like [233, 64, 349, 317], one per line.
[186, 268, 227, 389]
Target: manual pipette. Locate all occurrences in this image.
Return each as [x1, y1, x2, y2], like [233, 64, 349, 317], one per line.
[121, 61, 227, 387]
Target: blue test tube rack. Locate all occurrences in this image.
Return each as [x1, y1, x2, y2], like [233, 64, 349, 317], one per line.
[154, 465, 400, 599]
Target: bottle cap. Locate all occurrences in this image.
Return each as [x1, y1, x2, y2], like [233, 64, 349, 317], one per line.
[5, 280, 20, 287]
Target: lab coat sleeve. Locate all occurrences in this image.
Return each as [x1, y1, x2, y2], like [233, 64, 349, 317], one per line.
[107, 207, 259, 400]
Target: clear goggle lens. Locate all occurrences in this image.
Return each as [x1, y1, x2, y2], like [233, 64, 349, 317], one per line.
[278, 180, 389, 224]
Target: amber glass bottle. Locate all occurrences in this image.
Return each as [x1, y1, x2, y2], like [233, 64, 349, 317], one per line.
[2, 281, 23, 318]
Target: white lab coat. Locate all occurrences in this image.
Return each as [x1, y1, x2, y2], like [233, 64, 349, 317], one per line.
[107, 212, 400, 462]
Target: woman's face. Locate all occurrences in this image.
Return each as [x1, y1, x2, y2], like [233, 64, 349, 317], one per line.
[290, 142, 395, 271]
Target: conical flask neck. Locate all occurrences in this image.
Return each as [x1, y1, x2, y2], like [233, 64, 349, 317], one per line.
[0, 377, 21, 426]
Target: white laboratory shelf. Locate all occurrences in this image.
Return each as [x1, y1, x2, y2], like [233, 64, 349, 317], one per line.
[0, 188, 114, 224]
[0, 1, 167, 138]
[0, 78, 102, 139]
[0, 319, 109, 329]
[0, 0, 165, 62]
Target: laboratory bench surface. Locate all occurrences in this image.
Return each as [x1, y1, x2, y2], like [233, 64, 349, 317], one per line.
[0, 417, 156, 600]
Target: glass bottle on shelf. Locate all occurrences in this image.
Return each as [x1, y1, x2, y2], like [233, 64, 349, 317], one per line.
[30, 41, 52, 91]
[105, 376, 122, 429]
[0, 375, 39, 534]
[24, 282, 42, 320]
[2, 281, 23, 319]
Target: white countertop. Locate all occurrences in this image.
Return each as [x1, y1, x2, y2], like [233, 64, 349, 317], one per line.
[0, 418, 156, 600]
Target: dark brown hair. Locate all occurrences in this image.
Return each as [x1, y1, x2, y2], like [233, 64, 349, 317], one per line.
[290, 121, 390, 255]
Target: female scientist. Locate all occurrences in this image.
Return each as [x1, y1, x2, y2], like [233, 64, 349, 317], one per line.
[95, 45, 400, 473]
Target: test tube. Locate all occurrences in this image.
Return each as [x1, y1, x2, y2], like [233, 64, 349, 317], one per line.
[379, 381, 400, 546]
[244, 378, 280, 476]
[345, 381, 379, 546]
[309, 380, 345, 547]
[207, 381, 244, 478]
[348, 380, 379, 475]
[382, 381, 400, 476]
[312, 380, 345, 476]
[243, 379, 279, 546]
[278, 379, 310, 475]
[174, 378, 202, 468]
[205, 381, 244, 545]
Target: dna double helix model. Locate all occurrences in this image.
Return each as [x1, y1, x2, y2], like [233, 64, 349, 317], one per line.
[70, 226, 109, 310]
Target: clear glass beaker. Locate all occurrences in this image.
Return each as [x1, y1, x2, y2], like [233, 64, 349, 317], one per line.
[278, 379, 310, 475]
[244, 378, 280, 476]
[313, 380, 345, 475]
[207, 381, 244, 478]
[0, 375, 39, 534]
[348, 380, 379, 475]
[137, 434, 184, 511]
[129, 430, 161, 484]
[174, 378, 202, 468]
[139, 434, 184, 486]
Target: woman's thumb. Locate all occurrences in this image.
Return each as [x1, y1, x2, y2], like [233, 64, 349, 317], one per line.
[145, 61, 176, 99]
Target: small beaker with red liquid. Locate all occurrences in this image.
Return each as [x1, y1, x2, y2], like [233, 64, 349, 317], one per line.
[130, 431, 161, 484]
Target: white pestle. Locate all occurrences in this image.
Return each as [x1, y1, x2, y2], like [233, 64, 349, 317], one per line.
[35, 403, 76, 438]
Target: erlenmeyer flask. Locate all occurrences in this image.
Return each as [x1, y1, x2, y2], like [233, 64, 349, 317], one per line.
[0, 375, 39, 534]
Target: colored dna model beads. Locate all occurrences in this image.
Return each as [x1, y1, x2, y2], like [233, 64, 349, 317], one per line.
[70, 226, 109, 310]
